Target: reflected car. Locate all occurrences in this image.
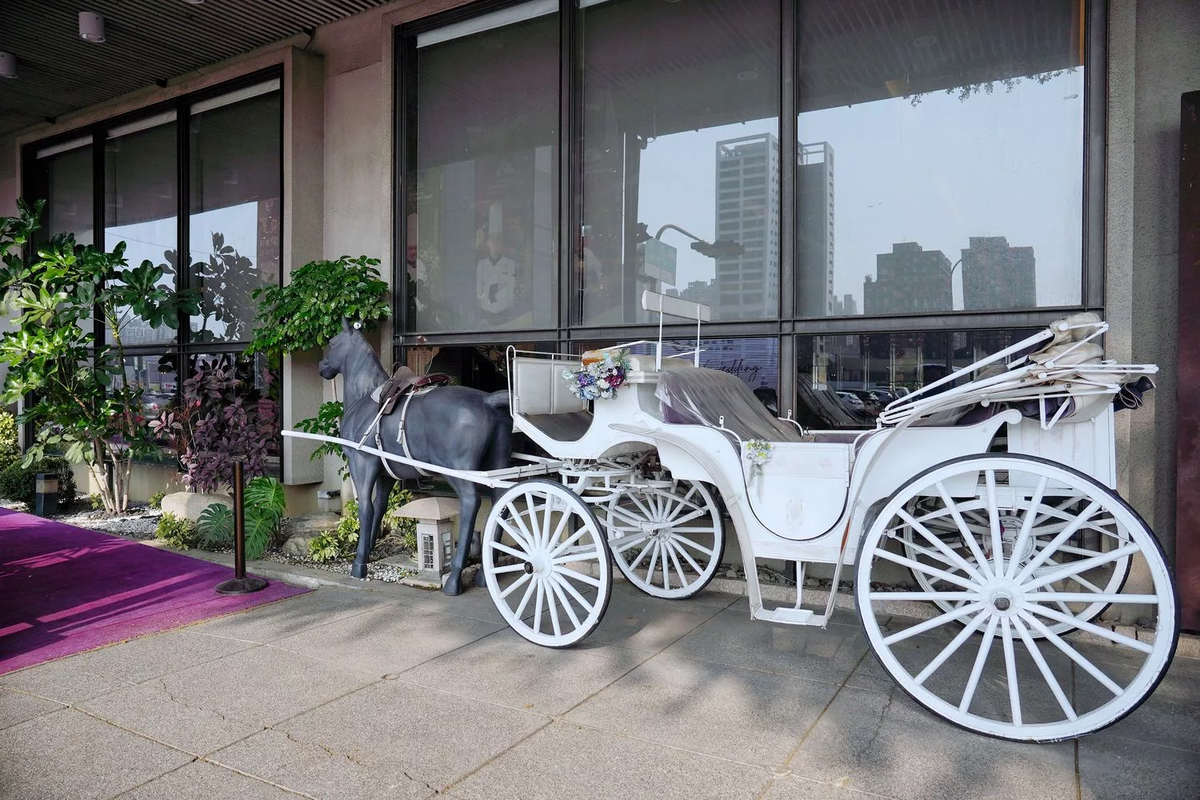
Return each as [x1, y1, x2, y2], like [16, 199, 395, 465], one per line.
[835, 391, 865, 412]
[140, 392, 174, 416]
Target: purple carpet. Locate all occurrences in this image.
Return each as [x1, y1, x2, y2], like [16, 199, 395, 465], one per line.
[0, 508, 311, 675]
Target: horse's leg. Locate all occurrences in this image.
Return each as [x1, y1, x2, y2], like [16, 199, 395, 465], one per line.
[474, 419, 512, 588]
[350, 456, 378, 580]
[443, 476, 482, 596]
[368, 472, 395, 551]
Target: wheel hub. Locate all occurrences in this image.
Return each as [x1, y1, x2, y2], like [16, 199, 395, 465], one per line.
[983, 579, 1022, 617]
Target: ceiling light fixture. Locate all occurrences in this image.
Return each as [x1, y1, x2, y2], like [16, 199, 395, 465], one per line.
[0, 51, 16, 79]
[79, 11, 106, 43]
[181, 0, 205, 5]
[912, 35, 937, 48]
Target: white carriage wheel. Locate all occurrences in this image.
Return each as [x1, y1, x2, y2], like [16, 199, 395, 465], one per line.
[899, 490, 1132, 635]
[855, 454, 1178, 742]
[482, 479, 613, 648]
[605, 480, 725, 600]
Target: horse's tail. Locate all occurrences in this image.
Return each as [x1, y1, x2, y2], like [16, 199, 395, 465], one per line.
[484, 390, 511, 410]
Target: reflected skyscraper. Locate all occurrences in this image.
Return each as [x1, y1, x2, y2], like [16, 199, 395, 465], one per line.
[961, 236, 1036, 310]
[863, 242, 952, 314]
[713, 133, 780, 319]
[797, 142, 835, 316]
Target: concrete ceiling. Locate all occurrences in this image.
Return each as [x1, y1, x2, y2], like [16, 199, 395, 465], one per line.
[0, 0, 391, 138]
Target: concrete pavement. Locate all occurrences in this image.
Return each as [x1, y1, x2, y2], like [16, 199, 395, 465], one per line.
[1, 571, 1197, 800]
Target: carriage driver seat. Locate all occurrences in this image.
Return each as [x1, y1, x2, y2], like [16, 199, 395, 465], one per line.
[655, 365, 805, 445]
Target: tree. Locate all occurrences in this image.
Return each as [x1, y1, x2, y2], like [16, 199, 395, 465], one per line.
[0, 200, 200, 513]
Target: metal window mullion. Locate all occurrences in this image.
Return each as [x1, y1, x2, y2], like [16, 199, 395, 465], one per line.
[779, 0, 796, 322]
[559, 0, 579, 335]
[1083, 0, 1105, 309]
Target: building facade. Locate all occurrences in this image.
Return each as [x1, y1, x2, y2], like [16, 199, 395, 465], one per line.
[1, 0, 1198, 621]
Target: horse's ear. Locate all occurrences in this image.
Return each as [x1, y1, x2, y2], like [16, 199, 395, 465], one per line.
[341, 317, 352, 334]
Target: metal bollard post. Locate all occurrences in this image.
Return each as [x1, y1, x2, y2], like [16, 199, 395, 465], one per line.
[216, 460, 268, 595]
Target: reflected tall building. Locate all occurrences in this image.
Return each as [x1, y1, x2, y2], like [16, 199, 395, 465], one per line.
[863, 242, 952, 314]
[713, 133, 780, 319]
[797, 142, 835, 316]
[961, 236, 1036, 310]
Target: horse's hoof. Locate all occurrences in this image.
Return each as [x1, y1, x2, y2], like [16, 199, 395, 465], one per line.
[442, 578, 463, 596]
[350, 562, 368, 580]
[473, 568, 487, 588]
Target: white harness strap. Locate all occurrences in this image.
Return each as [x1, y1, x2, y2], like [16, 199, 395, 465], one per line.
[358, 384, 436, 480]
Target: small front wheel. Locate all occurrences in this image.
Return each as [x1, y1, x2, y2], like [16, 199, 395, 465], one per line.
[855, 454, 1178, 742]
[482, 479, 613, 648]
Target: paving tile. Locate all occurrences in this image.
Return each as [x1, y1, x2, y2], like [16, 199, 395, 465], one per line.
[397, 628, 652, 716]
[79, 678, 263, 756]
[213, 680, 545, 799]
[1085, 649, 1200, 751]
[789, 685, 1077, 800]
[585, 585, 726, 652]
[762, 775, 898, 799]
[270, 604, 504, 678]
[665, 604, 869, 685]
[388, 582, 513, 625]
[152, 645, 377, 728]
[116, 760, 305, 799]
[0, 687, 67, 730]
[0, 656, 135, 704]
[188, 587, 396, 644]
[1079, 734, 1200, 800]
[0, 708, 192, 800]
[54, 629, 257, 684]
[446, 720, 771, 800]
[564, 652, 839, 767]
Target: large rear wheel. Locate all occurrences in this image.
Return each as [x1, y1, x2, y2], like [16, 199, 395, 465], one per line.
[855, 454, 1178, 742]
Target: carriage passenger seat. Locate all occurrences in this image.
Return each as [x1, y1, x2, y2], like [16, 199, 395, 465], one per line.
[655, 366, 805, 445]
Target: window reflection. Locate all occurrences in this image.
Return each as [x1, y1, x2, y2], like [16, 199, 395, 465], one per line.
[38, 139, 94, 245]
[104, 115, 178, 346]
[797, 0, 1085, 317]
[408, 3, 559, 333]
[579, 0, 781, 325]
[189, 85, 282, 344]
[795, 329, 1037, 429]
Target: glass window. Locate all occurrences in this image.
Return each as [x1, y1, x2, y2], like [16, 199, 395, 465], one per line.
[36, 138, 94, 245]
[795, 328, 1038, 429]
[407, 2, 559, 334]
[105, 114, 178, 346]
[579, 0, 781, 325]
[189, 84, 282, 344]
[796, 0, 1085, 318]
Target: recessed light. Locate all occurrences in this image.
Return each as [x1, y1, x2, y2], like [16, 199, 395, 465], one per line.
[0, 51, 16, 79]
[182, 0, 205, 5]
[912, 35, 937, 48]
[79, 11, 106, 43]
[737, 70, 758, 81]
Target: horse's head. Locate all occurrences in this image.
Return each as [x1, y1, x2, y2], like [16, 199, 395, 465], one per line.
[318, 319, 359, 380]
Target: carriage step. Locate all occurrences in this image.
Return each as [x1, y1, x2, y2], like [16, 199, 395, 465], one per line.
[753, 607, 825, 627]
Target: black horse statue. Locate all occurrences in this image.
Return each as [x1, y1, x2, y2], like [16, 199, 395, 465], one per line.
[318, 319, 513, 594]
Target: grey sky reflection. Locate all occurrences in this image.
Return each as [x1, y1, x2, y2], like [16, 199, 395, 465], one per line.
[638, 70, 1083, 313]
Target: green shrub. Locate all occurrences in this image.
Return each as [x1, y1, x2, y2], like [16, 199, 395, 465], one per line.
[244, 476, 286, 560]
[310, 499, 359, 562]
[88, 493, 105, 511]
[0, 410, 18, 472]
[195, 503, 235, 550]
[148, 490, 166, 510]
[155, 512, 196, 549]
[0, 456, 77, 507]
[382, 486, 418, 551]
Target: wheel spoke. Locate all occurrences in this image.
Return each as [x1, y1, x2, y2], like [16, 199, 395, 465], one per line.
[1024, 592, 1159, 605]
[627, 491, 657, 521]
[1011, 615, 1076, 721]
[985, 470, 1005, 576]
[958, 614, 1000, 713]
[895, 533, 975, 582]
[627, 539, 654, 571]
[532, 579, 545, 633]
[672, 538, 706, 574]
[496, 516, 535, 553]
[867, 591, 979, 601]
[554, 565, 603, 588]
[1026, 605, 1154, 653]
[645, 541, 662, 586]
[548, 522, 591, 559]
[898, 508, 988, 584]
[1013, 501, 1102, 583]
[1000, 617, 1022, 727]
[552, 547, 602, 565]
[936, 481, 995, 580]
[610, 532, 652, 554]
[1022, 544, 1142, 593]
[882, 602, 987, 645]
[547, 574, 583, 629]
[490, 563, 528, 575]
[489, 540, 532, 562]
[512, 575, 538, 618]
[673, 536, 715, 557]
[666, 542, 689, 585]
[545, 578, 562, 637]
[914, 610, 990, 685]
[1018, 610, 1125, 697]
[551, 570, 595, 615]
[498, 570, 532, 600]
[874, 548, 979, 591]
[1003, 476, 1049, 579]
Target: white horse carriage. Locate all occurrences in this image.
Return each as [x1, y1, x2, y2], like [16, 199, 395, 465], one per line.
[289, 291, 1177, 743]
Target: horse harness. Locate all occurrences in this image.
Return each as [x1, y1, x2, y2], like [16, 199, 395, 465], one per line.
[359, 366, 451, 479]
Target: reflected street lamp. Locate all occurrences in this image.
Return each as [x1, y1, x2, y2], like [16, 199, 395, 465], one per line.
[651, 223, 744, 259]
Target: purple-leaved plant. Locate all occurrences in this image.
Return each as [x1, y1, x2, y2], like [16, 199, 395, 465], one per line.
[151, 358, 279, 493]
